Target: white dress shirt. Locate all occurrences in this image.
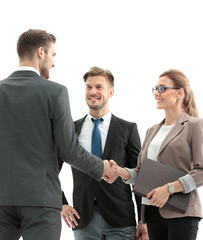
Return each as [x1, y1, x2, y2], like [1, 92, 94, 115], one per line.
[78, 112, 112, 154]
[142, 124, 175, 205]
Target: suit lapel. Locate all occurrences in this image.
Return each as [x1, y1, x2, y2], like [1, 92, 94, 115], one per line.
[158, 112, 190, 156]
[142, 112, 190, 160]
[102, 115, 117, 159]
[145, 123, 163, 150]
[158, 123, 184, 155]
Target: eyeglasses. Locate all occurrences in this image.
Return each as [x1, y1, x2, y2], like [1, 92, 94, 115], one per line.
[152, 85, 180, 93]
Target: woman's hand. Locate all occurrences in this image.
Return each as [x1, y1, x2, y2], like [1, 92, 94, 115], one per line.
[146, 184, 170, 208]
[146, 180, 184, 208]
[117, 165, 130, 180]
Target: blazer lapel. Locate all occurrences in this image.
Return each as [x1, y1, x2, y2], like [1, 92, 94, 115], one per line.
[158, 123, 184, 155]
[102, 115, 117, 159]
[158, 112, 190, 156]
[130, 121, 163, 163]
[145, 123, 163, 149]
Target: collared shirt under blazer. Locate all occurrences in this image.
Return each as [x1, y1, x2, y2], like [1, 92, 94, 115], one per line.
[136, 112, 203, 219]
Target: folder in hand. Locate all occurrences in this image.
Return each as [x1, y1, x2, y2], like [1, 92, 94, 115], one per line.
[133, 157, 191, 213]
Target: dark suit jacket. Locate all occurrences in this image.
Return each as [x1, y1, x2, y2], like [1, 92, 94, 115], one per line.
[0, 71, 103, 209]
[62, 114, 141, 229]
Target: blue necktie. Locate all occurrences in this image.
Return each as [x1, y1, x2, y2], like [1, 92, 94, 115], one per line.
[91, 118, 103, 158]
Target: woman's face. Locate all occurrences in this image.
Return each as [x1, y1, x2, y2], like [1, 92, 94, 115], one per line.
[154, 76, 180, 110]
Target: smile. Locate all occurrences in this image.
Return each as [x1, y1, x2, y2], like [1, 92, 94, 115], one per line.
[88, 97, 101, 101]
[156, 99, 163, 103]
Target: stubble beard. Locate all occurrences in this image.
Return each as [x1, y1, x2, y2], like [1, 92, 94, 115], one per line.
[87, 101, 107, 111]
[40, 67, 50, 80]
[87, 103, 105, 111]
[40, 55, 50, 80]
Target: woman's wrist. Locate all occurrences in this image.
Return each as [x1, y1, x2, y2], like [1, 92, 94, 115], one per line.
[118, 166, 130, 180]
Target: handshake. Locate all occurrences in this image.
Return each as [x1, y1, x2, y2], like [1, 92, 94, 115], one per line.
[102, 160, 120, 184]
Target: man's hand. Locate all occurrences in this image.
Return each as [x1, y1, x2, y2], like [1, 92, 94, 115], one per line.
[102, 160, 119, 183]
[61, 204, 80, 229]
[136, 222, 149, 240]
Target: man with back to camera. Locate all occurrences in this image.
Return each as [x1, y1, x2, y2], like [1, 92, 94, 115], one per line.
[60, 66, 147, 239]
[0, 30, 118, 240]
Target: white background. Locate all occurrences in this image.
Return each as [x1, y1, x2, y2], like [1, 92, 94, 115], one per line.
[1, 0, 203, 239]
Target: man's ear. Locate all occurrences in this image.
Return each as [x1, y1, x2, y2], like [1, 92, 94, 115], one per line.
[36, 47, 44, 59]
[109, 87, 114, 98]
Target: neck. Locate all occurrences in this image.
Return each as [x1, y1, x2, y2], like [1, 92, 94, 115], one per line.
[89, 109, 109, 119]
[19, 59, 39, 72]
[164, 108, 183, 126]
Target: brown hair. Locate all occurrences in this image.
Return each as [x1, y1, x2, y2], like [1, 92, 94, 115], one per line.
[17, 29, 56, 60]
[160, 69, 199, 117]
[83, 66, 114, 87]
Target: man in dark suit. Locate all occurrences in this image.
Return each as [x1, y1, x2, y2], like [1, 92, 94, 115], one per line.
[61, 66, 142, 239]
[0, 30, 117, 240]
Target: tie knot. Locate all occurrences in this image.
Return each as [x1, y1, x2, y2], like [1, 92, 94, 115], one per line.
[91, 118, 103, 126]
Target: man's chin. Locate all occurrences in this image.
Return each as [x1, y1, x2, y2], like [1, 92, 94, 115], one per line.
[41, 76, 49, 80]
[40, 69, 50, 79]
[88, 104, 103, 111]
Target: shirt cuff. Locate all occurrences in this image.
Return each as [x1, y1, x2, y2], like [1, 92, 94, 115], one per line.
[179, 174, 196, 193]
[122, 168, 137, 184]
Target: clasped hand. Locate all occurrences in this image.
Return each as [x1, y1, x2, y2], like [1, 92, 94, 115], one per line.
[102, 160, 119, 184]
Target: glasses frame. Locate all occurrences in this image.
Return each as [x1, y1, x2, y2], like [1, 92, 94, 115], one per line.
[152, 85, 180, 93]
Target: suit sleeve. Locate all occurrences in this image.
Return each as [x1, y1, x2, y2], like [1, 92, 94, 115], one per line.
[53, 86, 104, 181]
[126, 123, 141, 168]
[126, 123, 142, 221]
[57, 152, 69, 205]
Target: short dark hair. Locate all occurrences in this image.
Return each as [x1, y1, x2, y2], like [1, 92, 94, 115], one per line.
[17, 29, 56, 60]
[83, 66, 114, 87]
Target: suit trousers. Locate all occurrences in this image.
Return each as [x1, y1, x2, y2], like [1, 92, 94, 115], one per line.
[73, 206, 136, 240]
[0, 206, 61, 240]
[145, 205, 200, 240]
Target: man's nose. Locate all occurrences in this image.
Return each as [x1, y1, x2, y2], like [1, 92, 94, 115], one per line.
[90, 88, 97, 95]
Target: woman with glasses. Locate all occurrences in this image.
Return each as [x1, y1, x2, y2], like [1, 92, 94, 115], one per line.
[116, 69, 203, 240]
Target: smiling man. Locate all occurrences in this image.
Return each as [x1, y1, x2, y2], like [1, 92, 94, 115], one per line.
[85, 73, 114, 116]
[61, 66, 143, 240]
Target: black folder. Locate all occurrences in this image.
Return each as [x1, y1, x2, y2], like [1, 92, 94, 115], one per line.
[133, 157, 191, 213]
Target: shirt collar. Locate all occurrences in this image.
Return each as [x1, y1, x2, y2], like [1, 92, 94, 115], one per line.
[17, 66, 40, 76]
[87, 111, 112, 122]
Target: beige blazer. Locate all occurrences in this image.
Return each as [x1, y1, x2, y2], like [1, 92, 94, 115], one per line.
[136, 112, 203, 219]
